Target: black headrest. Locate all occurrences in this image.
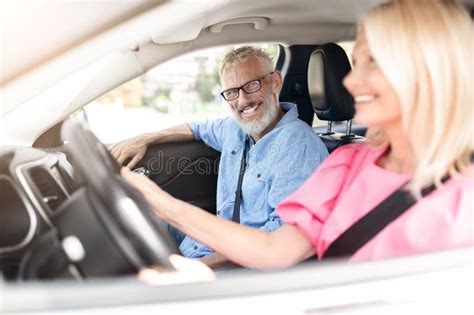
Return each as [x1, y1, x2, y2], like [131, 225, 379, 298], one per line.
[308, 43, 355, 122]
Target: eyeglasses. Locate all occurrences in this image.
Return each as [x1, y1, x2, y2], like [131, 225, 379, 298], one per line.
[220, 72, 274, 101]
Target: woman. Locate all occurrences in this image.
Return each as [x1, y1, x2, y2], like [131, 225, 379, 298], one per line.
[123, 0, 473, 271]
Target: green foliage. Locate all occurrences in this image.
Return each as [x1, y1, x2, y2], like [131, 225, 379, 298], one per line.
[194, 58, 220, 104]
[265, 44, 280, 65]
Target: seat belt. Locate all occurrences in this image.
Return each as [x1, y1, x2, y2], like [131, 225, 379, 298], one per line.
[322, 181, 438, 259]
[232, 138, 250, 223]
[323, 153, 473, 259]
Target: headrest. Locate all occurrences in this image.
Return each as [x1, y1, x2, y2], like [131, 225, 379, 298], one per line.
[308, 43, 355, 122]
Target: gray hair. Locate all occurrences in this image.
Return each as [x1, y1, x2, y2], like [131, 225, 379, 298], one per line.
[220, 46, 274, 74]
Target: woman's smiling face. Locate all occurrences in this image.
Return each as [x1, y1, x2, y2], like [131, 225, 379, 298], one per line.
[343, 30, 402, 130]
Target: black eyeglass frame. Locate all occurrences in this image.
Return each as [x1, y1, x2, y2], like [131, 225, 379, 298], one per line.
[220, 71, 274, 101]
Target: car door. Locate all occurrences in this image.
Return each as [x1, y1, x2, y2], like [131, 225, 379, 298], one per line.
[134, 140, 220, 214]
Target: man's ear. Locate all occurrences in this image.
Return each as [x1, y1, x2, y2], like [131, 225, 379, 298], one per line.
[272, 71, 283, 94]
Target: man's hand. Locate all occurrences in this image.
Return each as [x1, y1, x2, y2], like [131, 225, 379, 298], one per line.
[200, 253, 239, 269]
[110, 134, 151, 169]
[110, 124, 195, 169]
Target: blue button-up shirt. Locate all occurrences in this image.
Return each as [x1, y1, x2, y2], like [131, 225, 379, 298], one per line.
[179, 102, 328, 258]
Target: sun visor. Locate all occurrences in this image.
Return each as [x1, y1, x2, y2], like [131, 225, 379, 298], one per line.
[150, 16, 207, 44]
[149, 1, 220, 44]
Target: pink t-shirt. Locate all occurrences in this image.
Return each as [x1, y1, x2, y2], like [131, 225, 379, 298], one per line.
[277, 143, 474, 261]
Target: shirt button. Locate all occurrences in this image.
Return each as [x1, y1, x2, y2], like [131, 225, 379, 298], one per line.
[257, 173, 261, 178]
[231, 150, 236, 155]
[217, 210, 221, 215]
[193, 246, 198, 250]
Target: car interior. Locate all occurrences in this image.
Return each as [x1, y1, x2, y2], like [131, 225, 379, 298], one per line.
[1, 0, 473, 285]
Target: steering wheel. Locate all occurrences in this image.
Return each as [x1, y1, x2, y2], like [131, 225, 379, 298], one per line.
[61, 120, 178, 272]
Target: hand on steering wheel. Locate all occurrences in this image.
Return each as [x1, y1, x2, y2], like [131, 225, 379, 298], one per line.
[61, 121, 178, 271]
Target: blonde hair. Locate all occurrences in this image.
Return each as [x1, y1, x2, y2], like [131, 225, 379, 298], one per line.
[220, 45, 274, 74]
[361, 0, 473, 195]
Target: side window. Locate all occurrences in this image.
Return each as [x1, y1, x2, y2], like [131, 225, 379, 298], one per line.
[312, 41, 354, 128]
[83, 44, 279, 143]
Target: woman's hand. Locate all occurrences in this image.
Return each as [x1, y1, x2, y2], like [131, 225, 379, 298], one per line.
[121, 167, 176, 220]
[139, 254, 216, 285]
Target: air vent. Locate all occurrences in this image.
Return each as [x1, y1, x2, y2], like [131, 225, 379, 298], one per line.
[28, 167, 67, 213]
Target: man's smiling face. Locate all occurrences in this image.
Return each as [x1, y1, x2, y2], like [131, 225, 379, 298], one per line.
[221, 56, 282, 138]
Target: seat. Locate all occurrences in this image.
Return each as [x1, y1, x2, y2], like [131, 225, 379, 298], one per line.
[308, 42, 365, 152]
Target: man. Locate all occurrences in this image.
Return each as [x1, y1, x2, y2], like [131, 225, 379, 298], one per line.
[111, 46, 328, 268]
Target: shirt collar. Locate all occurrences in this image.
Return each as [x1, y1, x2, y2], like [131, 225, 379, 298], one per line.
[274, 102, 299, 129]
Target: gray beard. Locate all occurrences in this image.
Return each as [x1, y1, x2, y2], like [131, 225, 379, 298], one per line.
[235, 102, 280, 137]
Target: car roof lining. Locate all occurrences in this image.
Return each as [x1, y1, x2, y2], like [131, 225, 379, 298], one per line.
[0, 0, 377, 88]
[0, 1, 168, 87]
[2, 0, 473, 146]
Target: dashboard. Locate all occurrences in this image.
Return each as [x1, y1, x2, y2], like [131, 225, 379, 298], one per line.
[0, 146, 77, 278]
[0, 139, 166, 281]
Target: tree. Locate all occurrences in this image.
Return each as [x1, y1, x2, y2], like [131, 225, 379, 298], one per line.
[194, 57, 220, 104]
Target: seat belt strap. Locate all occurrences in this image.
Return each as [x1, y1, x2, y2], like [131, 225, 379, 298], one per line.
[323, 152, 474, 259]
[232, 138, 249, 223]
[323, 180, 441, 259]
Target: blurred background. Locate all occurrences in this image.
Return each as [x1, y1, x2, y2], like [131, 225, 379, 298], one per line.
[80, 44, 279, 143]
